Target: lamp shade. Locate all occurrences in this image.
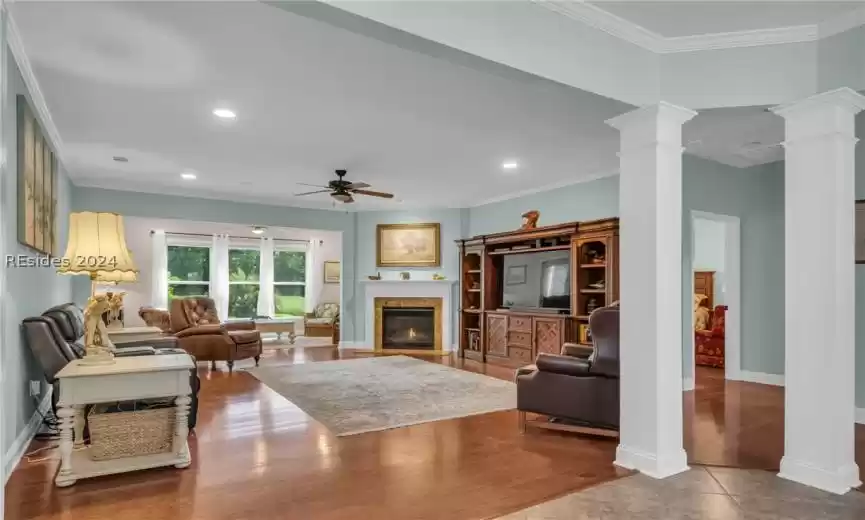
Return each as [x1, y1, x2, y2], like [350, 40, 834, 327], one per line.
[58, 212, 138, 279]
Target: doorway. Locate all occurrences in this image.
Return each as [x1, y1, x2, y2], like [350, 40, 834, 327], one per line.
[688, 211, 741, 385]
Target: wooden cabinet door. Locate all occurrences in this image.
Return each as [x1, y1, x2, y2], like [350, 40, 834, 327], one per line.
[486, 314, 508, 357]
[533, 317, 563, 356]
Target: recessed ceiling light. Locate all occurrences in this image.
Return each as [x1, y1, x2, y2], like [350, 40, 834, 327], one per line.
[251, 226, 266, 235]
[112, 156, 128, 163]
[212, 108, 236, 119]
[502, 161, 519, 170]
[180, 171, 197, 180]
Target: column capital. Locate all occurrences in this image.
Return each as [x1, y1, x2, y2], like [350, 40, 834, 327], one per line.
[771, 87, 865, 118]
[605, 101, 697, 131]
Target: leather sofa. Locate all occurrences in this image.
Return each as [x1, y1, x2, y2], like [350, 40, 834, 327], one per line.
[22, 303, 200, 429]
[169, 298, 262, 372]
[515, 305, 620, 432]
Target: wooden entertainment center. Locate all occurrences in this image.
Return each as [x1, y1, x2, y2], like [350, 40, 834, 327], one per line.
[457, 218, 619, 367]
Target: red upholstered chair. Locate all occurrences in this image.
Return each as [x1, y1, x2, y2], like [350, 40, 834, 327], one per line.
[695, 305, 726, 368]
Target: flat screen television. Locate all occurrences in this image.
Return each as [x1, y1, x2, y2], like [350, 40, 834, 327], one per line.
[501, 250, 570, 312]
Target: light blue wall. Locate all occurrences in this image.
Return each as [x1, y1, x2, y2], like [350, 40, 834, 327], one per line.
[2, 48, 73, 457]
[354, 209, 465, 345]
[70, 188, 360, 342]
[467, 175, 619, 237]
[681, 157, 785, 378]
[692, 217, 726, 305]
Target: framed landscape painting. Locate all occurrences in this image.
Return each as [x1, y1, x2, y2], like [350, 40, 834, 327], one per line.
[17, 95, 57, 255]
[376, 223, 440, 267]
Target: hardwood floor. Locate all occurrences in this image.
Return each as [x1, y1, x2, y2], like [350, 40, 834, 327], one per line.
[4, 348, 626, 520]
[8, 353, 864, 520]
[684, 365, 865, 489]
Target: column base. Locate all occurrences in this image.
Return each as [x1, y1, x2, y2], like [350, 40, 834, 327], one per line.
[779, 456, 861, 495]
[614, 444, 689, 479]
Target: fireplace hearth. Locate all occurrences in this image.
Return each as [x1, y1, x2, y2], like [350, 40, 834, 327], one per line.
[382, 307, 435, 350]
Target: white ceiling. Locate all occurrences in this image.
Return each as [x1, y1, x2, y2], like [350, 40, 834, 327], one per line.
[10, 1, 786, 211]
[589, 1, 860, 38]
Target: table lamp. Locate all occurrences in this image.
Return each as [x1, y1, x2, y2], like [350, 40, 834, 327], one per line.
[58, 212, 138, 365]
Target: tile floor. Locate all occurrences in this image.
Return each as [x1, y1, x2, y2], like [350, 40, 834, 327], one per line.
[497, 466, 865, 519]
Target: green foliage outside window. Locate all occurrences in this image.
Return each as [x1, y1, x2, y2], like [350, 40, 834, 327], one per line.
[228, 249, 260, 318]
[274, 250, 306, 317]
[167, 246, 210, 301]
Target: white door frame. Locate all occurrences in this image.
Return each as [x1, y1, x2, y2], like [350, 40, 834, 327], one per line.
[688, 210, 742, 384]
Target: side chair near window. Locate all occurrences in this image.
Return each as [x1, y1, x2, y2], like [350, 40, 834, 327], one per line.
[515, 305, 620, 438]
[169, 297, 263, 372]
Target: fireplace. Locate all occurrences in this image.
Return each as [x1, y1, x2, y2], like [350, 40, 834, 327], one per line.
[374, 296, 443, 352]
[382, 307, 436, 350]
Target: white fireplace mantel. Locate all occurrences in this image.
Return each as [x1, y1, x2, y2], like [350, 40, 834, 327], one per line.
[359, 279, 458, 351]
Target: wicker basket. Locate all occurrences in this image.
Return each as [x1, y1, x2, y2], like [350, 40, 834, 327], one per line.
[88, 403, 176, 461]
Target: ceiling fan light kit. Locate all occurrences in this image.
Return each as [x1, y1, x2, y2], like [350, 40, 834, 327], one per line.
[294, 169, 395, 204]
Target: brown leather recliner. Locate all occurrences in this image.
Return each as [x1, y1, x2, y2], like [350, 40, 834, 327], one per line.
[516, 305, 620, 432]
[169, 298, 262, 372]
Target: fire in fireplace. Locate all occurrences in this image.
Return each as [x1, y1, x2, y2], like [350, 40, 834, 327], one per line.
[381, 307, 435, 350]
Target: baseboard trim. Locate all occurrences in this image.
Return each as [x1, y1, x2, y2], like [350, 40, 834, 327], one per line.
[4, 389, 53, 485]
[735, 370, 785, 386]
[779, 456, 862, 495]
[615, 444, 690, 479]
[856, 408, 865, 425]
[682, 378, 695, 392]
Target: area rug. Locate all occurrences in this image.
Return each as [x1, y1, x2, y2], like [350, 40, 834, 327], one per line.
[247, 356, 516, 436]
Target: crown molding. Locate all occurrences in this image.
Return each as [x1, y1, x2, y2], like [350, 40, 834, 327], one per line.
[6, 13, 66, 164]
[662, 25, 818, 53]
[532, 0, 665, 53]
[469, 168, 619, 208]
[532, 0, 861, 54]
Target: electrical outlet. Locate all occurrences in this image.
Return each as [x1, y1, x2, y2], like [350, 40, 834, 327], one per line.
[29, 380, 41, 397]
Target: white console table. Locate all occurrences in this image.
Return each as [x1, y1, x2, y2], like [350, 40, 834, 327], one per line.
[54, 354, 195, 487]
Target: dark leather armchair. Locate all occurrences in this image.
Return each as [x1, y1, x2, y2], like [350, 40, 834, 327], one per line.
[516, 306, 620, 433]
[22, 303, 200, 428]
[169, 298, 262, 372]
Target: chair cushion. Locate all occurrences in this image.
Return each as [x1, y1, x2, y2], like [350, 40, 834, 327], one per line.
[314, 303, 339, 319]
[306, 317, 334, 326]
[228, 330, 260, 345]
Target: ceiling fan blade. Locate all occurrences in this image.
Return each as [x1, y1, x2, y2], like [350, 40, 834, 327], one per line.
[294, 189, 331, 196]
[345, 181, 370, 190]
[296, 182, 330, 188]
[352, 189, 394, 199]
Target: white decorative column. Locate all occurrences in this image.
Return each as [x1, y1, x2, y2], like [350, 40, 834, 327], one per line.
[606, 102, 696, 478]
[772, 87, 865, 494]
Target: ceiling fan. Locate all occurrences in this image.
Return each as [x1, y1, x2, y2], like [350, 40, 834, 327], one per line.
[294, 169, 394, 204]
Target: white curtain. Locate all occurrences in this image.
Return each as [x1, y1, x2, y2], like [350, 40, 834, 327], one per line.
[257, 237, 275, 317]
[304, 239, 321, 313]
[210, 234, 230, 319]
[150, 230, 169, 309]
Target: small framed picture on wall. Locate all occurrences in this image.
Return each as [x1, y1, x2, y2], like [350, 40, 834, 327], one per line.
[324, 261, 340, 283]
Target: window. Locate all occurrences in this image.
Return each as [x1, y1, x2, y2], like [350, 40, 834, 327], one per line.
[167, 245, 210, 300]
[228, 248, 260, 318]
[274, 249, 306, 317]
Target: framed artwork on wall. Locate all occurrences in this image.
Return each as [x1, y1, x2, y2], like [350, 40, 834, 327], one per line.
[17, 95, 57, 255]
[376, 223, 440, 267]
[857, 200, 865, 264]
[505, 265, 527, 285]
[324, 261, 340, 283]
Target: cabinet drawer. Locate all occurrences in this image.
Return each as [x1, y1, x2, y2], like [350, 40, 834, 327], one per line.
[508, 331, 532, 347]
[508, 315, 532, 332]
[508, 347, 533, 364]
